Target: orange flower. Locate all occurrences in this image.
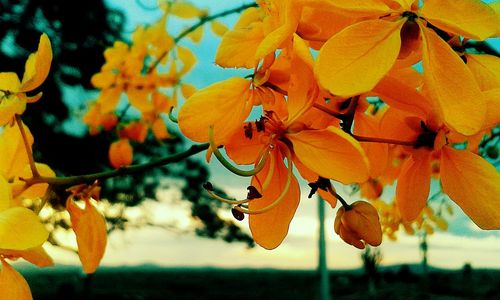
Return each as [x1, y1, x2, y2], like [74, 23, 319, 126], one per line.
[380, 103, 500, 229]
[334, 201, 382, 249]
[315, 0, 496, 135]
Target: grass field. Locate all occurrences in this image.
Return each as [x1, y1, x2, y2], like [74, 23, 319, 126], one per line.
[19, 264, 500, 299]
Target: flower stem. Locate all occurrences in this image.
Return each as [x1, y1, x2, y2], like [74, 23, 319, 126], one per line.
[352, 134, 415, 147]
[312, 103, 344, 119]
[327, 186, 351, 210]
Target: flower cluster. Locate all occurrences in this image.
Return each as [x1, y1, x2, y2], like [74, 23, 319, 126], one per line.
[177, 0, 499, 249]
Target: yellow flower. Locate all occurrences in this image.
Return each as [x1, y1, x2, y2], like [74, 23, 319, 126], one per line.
[0, 34, 52, 125]
[315, 0, 496, 135]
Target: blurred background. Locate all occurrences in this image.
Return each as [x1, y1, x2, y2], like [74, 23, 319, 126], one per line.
[2, 0, 499, 299]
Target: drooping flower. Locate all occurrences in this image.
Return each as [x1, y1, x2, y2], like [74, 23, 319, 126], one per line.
[334, 201, 382, 249]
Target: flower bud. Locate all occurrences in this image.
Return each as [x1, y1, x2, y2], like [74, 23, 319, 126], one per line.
[334, 201, 382, 249]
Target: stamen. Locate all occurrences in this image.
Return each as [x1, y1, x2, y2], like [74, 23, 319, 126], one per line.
[204, 183, 252, 205]
[231, 207, 245, 221]
[208, 126, 270, 177]
[244, 123, 253, 139]
[234, 147, 293, 215]
[168, 107, 178, 123]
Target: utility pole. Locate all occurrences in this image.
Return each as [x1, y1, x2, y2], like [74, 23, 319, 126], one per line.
[318, 196, 331, 300]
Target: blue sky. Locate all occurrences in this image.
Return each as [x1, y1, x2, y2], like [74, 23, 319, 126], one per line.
[42, 0, 500, 271]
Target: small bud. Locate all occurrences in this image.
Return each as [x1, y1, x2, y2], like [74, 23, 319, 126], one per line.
[334, 201, 382, 249]
[231, 207, 245, 221]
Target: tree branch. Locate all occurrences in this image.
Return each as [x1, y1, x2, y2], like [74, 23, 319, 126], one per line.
[25, 143, 209, 187]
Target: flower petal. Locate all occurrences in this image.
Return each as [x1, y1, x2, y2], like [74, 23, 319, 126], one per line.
[0, 121, 33, 179]
[1, 246, 54, 268]
[20, 33, 52, 92]
[215, 22, 264, 68]
[249, 150, 300, 250]
[420, 0, 496, 40]
[288, 126, 370, 184]
[0, 260, 33, 300]
[0, 176, 12, 212]
[0, 207, 48, 250]
[225, 123, 268, 165]
[421, 25, 485, 135]
[178, 77, 253, 144]
[315, 19, 404, 97]
[0, 72, 21, 92]
[67, 199, 107, 274]
[465, 54, 500, 91]
[354, 113, 388, 178]
[373, 68, 431, 119]
[255, 1, 301, 60]
[440, 147, 500, 229]
[395, 152, 432, 221]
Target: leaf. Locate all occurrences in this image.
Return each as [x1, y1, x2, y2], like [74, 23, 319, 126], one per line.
[0, 260, 33, 300]
[440, 147, 500, 229]
[0, 207, 49, 250]
[315, 19, 404, 97]
[420, 0, 497, 40]
[288, 126, 370, 184]
[67, 198, 107, 274]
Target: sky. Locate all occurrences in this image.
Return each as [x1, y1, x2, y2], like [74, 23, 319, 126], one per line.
[28, 0, 500, 272]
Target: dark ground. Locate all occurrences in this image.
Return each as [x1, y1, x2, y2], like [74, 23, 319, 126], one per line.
[19, 264, 500, 300]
